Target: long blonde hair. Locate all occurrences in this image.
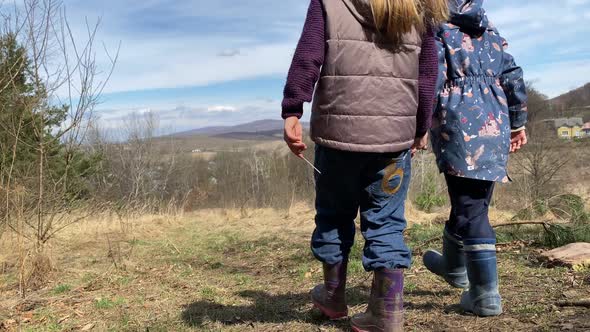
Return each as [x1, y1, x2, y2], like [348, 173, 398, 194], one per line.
[371, 0, 449, 43]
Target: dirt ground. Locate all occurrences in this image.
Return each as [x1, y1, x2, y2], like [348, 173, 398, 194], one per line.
[0, 207, 589, 331]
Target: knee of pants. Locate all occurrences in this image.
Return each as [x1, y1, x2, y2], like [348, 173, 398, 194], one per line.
[311, 220, 356, 264]
[451, 211, 495, 239]
[362, 241, 412, 271]
[315, 207, 358, 224]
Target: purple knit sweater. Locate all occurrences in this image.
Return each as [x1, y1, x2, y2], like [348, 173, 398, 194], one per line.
[282, 0, 438, 137]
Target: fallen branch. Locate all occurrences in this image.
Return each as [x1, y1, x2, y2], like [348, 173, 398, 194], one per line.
[556, 299, 590, 308]
[418, 220, 560, 248]
[493, 221, 553, 228]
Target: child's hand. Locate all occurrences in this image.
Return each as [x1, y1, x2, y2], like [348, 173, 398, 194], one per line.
[510, 129, 527, 153]
[284, 116, 307, 158]
[411, 133, 429, 157]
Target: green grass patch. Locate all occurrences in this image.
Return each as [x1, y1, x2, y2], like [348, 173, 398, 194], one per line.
[0, 273, 17, 287]
[179, 267, 194, 278]
[404, 281, 418, 292]
[52, 284, 71, 295]
[295, 263, 311, 282]
[200, 287, 217, 301]
[117, 313, 131, 329]
[350, 239, 364, 260]
[347, 240, 366, 275]
[117, 276, 132, 286]
[414, 174, 447, 212]
[348, 260, 365, 275]
[24, 322, 63, 332]
[82, 272, 99, 283]
[128, 239, 150, 246]
[28, 309, 63, 332]
[406, 223, 444, 248]
[206, 233, 242, 252]
[512, 304, 546, 315]
[286, 248, 315, 266]
[95, 297, 126, 310]
[45, 322, 62, 332]
[233, 274, 254, 286]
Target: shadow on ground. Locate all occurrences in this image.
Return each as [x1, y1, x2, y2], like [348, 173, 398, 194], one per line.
[181, 286, 369, 328]
[181, 286, 461, 328]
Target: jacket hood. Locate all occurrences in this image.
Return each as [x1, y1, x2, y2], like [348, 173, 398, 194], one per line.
[342, 0, 377, 28]
[449, 0, 489, 31]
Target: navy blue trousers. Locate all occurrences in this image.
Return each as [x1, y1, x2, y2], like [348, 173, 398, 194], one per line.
[311, 145, 412, 271]
[444, 174, 496, 241]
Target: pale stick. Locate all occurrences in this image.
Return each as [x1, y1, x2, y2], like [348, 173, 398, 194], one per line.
[301, 155, 322, 175]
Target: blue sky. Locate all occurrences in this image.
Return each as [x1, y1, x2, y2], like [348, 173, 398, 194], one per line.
[62, 0, 590, 132]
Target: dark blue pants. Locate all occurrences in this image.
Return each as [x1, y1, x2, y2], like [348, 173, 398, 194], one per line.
[444, 174, 496, 241]
[311, 145, 412, 271]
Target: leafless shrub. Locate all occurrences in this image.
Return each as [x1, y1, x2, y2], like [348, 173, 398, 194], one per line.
[0, 0, 117, 295]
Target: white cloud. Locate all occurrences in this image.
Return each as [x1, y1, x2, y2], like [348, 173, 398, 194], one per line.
[207, 105, 237, 113]
[59, 0, 305, 94]
[527, 60, 590, 97]
[485, 1, 590, 97]
[97, 99, 284, 134]
[102, 39, 295, 94]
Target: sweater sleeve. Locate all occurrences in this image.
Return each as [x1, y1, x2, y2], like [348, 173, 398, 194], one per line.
[415, 24, 438, 138]
[281, 0, 325, 119]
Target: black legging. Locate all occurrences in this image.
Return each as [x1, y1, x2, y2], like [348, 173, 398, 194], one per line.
[444, 174, 496, 240]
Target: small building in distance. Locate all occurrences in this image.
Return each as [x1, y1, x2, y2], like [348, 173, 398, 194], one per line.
[583, 122, 590, 137]
[554, 118, 584, 139]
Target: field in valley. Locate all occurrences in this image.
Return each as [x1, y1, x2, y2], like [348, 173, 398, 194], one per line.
[1, 206, 589, 332]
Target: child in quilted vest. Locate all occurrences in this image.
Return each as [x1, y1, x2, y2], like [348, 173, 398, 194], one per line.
[282, 0, 447, 330]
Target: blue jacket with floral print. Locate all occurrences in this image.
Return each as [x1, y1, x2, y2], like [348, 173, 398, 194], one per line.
[431, 0, 528, 183]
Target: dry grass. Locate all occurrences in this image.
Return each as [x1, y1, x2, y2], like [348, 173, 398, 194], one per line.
[0, 207, 588, 331]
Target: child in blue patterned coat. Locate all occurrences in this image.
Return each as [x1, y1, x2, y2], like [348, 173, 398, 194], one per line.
[423, 0, 528, 317]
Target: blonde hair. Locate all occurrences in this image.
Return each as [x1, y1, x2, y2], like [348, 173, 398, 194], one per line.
[371, 0, 449, 43]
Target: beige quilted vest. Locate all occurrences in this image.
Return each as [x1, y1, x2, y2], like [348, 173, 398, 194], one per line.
[311, 0, 422, 153]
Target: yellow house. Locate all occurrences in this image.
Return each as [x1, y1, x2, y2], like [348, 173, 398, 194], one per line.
[557, 126, 572, 139]
[572, 126, 584, 138]
[555, 118, 584, 139]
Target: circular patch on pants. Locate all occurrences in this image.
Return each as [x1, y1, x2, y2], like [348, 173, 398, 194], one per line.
[381, 162, 404, 195]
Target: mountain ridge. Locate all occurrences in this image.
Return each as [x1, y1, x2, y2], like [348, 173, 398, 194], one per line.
[167, 82, 590, 139]
[169, 119, 309, 138]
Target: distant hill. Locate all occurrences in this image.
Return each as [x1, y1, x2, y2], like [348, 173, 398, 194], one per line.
[169, 119, 309, 139]
[214, 129, 283, 141]
[540, 83, 590, 122]
[551, 83, 590, 111]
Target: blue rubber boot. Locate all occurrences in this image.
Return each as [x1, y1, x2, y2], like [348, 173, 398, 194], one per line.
[423, 230, 469, 289]
[460, 240, 502, 317]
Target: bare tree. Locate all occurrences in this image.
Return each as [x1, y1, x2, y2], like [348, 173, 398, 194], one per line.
[510, 83, 570, 216]
[513, 140, 569, 206]
[0, 0, 117, 295]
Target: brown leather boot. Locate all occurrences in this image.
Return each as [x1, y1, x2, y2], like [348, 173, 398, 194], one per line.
[351, 268, 404, 332]
[311, 261, 348, 320]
